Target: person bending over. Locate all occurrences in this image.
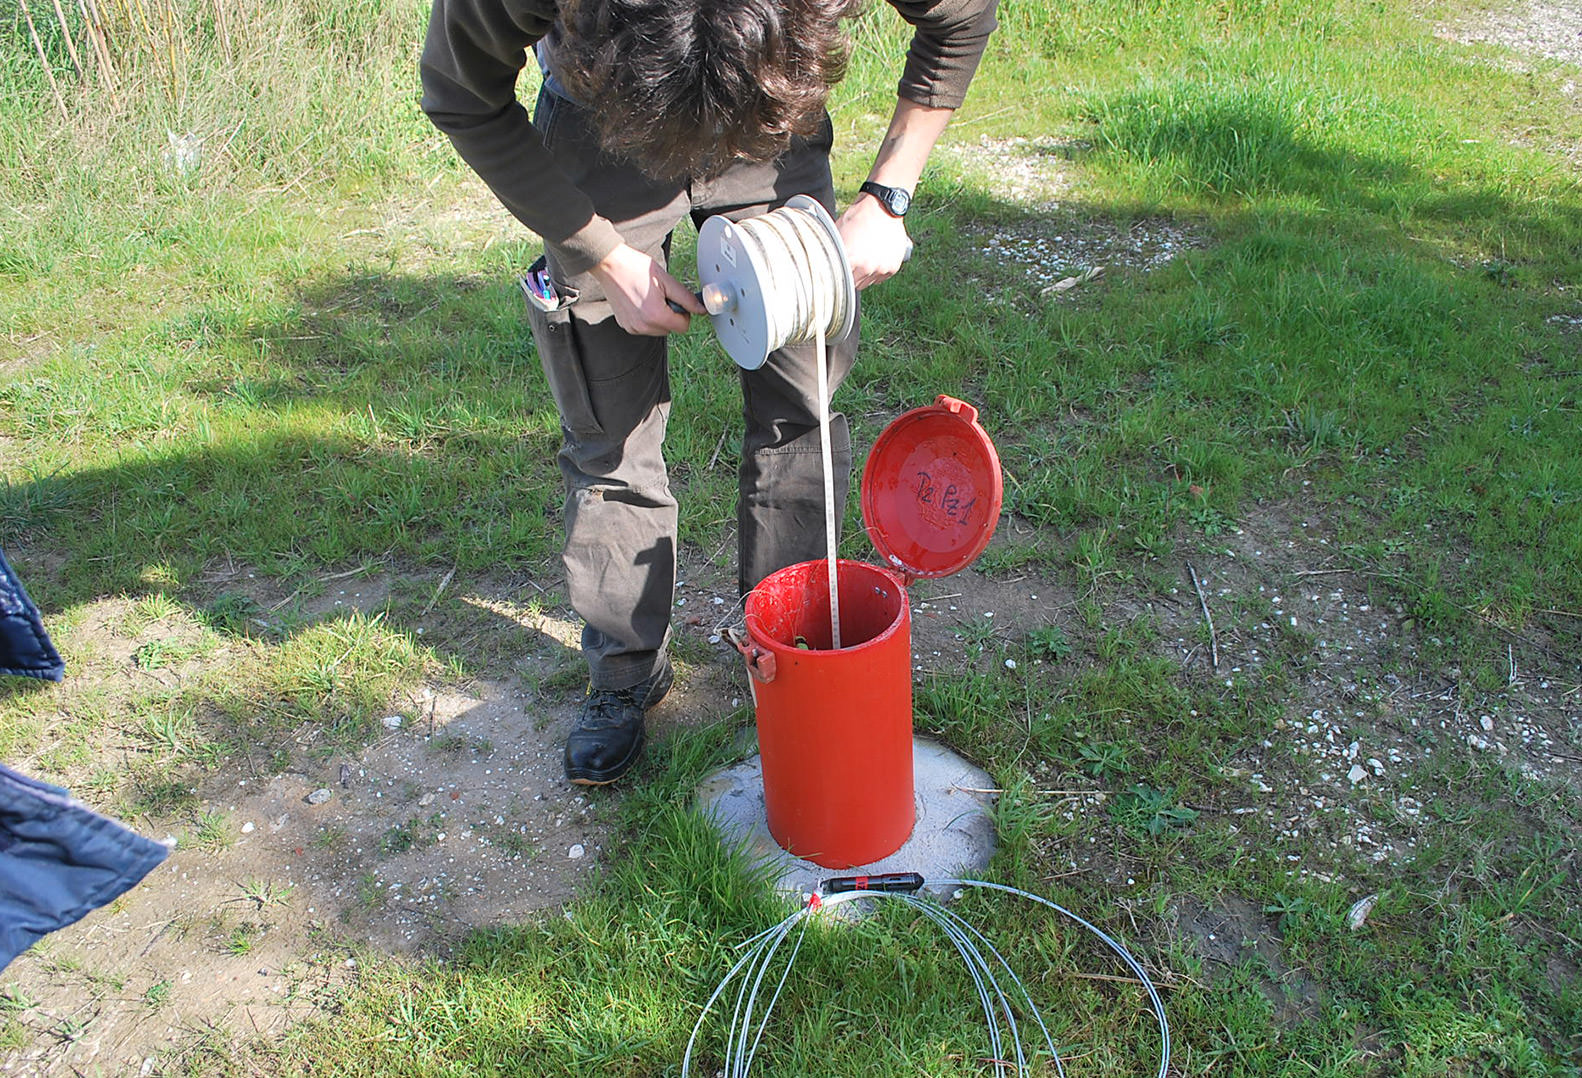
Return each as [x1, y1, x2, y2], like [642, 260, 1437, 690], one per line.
[420, 0, 997, 785]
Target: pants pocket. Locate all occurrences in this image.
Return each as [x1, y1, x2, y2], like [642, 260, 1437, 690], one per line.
[527, 299, 602, 438]
[526, 289, 670, 442]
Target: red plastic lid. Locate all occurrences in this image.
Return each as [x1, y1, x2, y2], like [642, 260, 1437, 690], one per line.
[860, 395, 1003, 583]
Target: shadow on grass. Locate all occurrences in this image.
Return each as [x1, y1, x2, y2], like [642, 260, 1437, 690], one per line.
[0, 263, 747, 598]
[1080, 77, 1582, 255]
[0, 274, 564, 722]
[0, 268, 736, 786]
[855, 111, 1582, 636]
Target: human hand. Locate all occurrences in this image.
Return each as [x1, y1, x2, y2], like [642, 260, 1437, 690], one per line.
[589, 243, 706, 336]
[836, 194, 914, 291]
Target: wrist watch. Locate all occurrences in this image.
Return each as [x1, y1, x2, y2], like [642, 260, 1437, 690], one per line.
[859, 180, 912, 218]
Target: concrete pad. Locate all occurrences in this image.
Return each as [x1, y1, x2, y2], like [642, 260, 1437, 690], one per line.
[695, 736, 997, 901]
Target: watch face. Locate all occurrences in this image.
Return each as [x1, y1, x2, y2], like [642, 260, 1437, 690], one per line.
[864, 182, 911, 217]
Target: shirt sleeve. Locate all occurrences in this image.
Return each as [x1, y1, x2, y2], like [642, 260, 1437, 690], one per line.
[885, 0, 1000, 111]
[419, 0, 623, 275]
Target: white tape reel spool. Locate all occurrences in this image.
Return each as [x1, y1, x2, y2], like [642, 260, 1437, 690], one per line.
[696, 194, 857, 370]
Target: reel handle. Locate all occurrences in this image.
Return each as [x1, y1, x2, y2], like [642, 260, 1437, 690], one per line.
[666, 290, 706, 316]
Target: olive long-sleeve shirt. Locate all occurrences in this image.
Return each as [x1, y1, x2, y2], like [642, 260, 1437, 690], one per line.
[419, 0, 998, 276]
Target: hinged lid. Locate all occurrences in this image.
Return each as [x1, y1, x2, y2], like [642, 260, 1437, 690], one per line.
[860, 395, 1003, 584]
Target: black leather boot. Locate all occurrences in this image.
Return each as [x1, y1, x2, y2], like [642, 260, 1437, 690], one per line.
[563, 656, 674, 785]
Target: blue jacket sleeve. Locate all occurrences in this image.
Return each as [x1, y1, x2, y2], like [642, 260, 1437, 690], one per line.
[0, 766, 169, 971]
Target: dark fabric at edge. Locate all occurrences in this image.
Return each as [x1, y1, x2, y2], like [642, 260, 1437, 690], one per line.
[0, 548, 63, 682]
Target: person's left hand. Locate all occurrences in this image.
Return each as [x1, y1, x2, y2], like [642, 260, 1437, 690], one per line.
[836, 195, 913, 291]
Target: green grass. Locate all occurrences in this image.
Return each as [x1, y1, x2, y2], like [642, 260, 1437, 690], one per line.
[4, 0, 1582, 1073]
[225, 922, 264, 957]
[184, 809, 234, 852]
[142, 979, 173, 1012]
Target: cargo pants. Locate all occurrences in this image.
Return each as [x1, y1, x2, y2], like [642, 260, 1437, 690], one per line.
[524, 86, 859, 691]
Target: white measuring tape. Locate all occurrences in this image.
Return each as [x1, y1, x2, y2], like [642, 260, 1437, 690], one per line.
[698, 196, 857, 648]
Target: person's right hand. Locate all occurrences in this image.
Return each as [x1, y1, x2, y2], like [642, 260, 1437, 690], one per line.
[589, 243, 705, 336]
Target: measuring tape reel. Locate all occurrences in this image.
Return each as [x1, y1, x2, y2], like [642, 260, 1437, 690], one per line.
[696, 194, 857, 370]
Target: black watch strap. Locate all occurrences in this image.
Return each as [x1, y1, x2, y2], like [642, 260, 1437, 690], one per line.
[859, 180, 912, 218]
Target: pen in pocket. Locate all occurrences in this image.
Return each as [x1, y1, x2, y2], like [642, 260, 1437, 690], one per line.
[520, 265, 560, 312]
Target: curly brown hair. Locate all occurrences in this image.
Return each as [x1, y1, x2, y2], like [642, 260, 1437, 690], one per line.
[551, 0, 867, 180]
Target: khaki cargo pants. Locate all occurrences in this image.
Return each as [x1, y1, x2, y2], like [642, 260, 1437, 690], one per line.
[524, 86, 859, 691]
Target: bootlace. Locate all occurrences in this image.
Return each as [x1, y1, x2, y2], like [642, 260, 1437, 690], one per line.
[578, 686, 644, 731]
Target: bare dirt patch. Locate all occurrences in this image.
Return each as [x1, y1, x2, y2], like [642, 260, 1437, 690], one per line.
[1165, 893, 1324, 1025]
[965, 213, 1205, 297]
[3, 681, 596, 1075]
[935, 135, 1085, 209]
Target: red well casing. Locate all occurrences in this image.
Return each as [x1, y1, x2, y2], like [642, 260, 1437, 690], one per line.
[742, 396, 1003, 868]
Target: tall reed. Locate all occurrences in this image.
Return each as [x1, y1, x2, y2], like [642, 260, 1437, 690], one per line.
[2, 0, 433, 273]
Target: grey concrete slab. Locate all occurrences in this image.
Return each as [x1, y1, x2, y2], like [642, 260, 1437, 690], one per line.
[695, 736, 997, 901]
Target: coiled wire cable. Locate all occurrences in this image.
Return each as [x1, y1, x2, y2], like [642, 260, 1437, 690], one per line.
[889, 892, 1064, 1076]
[681, 877, 1171, 1077]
